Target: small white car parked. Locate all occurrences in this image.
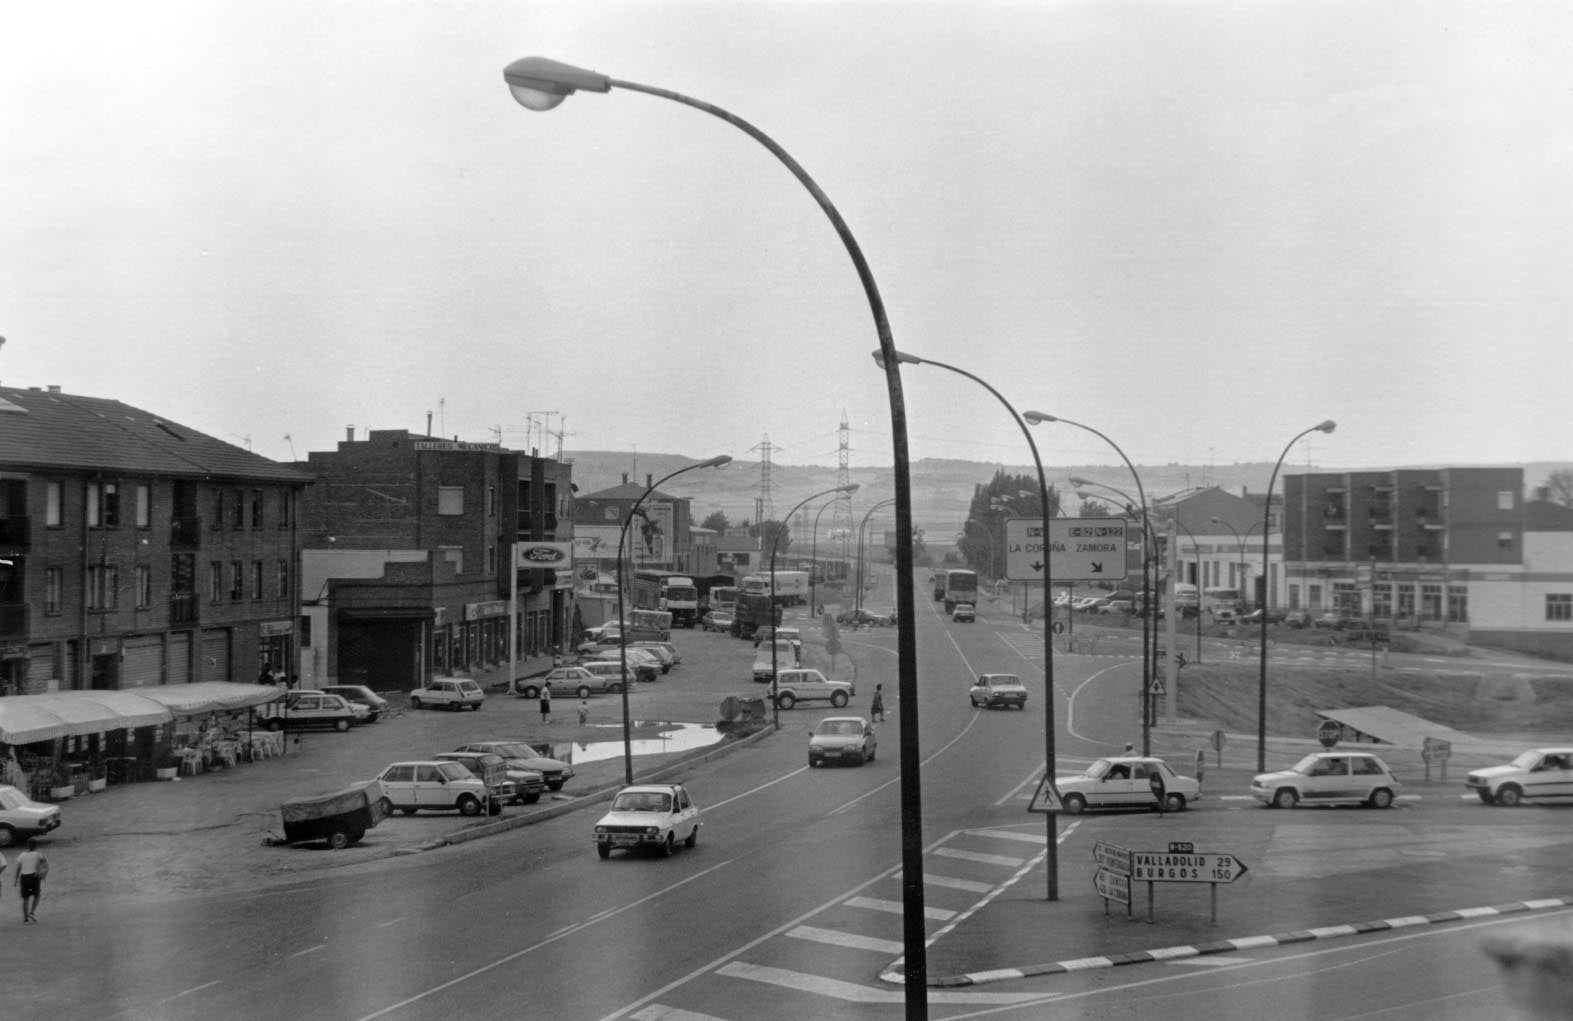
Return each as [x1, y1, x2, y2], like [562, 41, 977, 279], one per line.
[0, 784, 63, 847]
[409, 677, 485, 711]
[594, 783, 701, 858]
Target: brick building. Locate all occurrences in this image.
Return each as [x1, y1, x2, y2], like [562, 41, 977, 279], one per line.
[295, 429, 573, 691]
[0, 385, 310, 695]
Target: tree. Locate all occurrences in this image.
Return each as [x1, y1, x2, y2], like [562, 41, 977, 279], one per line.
[758, 519, 791, 557]
[700, 510, 730, 533]
[957, 470, 1061, 578]
[1543, 469, 1573, 508]
[1078, 497, 1115, 518]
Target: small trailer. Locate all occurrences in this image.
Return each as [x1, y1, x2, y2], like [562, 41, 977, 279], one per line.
[277, 780, 389, 850]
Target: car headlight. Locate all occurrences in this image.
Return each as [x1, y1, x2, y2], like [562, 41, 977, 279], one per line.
[595, 826, 607, 834]
[644, 826, 658, 836]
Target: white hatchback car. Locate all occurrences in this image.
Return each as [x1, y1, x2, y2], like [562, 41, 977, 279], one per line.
[409, 677, 485, 711]
[594, 783, 701, 858]
[1251, 751, 1401, 809]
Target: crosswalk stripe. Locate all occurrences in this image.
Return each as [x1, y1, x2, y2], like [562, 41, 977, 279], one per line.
[965, 828, 1048, 845]
[786, 925, 904, 954]
[844, 895, 956, 920]
[714, 962, 1048, 1005]
[923, 874, 996, 893]
[630, 1005, 731, 1020]
[935, 847, 1028, 868]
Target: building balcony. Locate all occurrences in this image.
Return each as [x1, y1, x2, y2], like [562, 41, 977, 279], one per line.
[170, 592, 199, 625]
[0, 601, 27, 639]
[171, 515, 203, 548]
[0, 515, 30, 551]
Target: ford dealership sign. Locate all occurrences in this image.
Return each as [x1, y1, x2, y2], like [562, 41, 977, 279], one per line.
[514, 542, 572, 568]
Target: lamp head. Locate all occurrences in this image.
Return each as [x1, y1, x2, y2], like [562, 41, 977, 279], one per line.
[871, 348, 922, 370]
[1068, 475, 1091, 487]
[1022, 410, 1056, 425]
[838, 483, 861, 494]
[1315, 420, 1337, 434]
[701, 455, 733, 469]
[503, 56, 611, 112]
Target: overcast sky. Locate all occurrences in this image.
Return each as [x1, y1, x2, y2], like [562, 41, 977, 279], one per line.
[3, 1, 1568, 474]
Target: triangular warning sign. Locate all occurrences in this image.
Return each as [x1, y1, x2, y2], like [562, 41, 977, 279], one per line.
[1028, 775, 1063, 813]
[1149, 678, 1165, 695]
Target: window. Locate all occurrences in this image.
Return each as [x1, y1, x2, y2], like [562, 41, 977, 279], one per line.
[278, 489, 292, 529]
[252, 560, 264, 600]
[251, 490, 263, 529]
[230, 560, 244, 601]
[437, 486, 464, 516]
[1547, 594, 1572, 622]
[604, 506, 619, 521]
[1498, 490, 1514, 511]
[487, 485, 496, 517]
[46, 481, 62, 527]
[277, 560, 290, 600]
[1448, 585, 1468, 624]
[439, 545, 464, 575]
[231, 489, 244, 529]
[210, 561, 224, 602]
[135, 564, 152, 608]
[1421, 584, 1442, 620]
[87, 564, 118, 610]
[135, 484, 151, 528]
[43, 567, 62, 614]
[1498, 530, 1514, 551]
[87, 481, 120, 528]
[486, 543, 496, 574]
[1396, 584, 1416, 619]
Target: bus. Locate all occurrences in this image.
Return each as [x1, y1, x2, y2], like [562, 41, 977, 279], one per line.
[941, 569, 979, 612]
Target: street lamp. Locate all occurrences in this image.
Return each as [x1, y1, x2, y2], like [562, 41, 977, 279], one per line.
[1168, 517, 1204, 666]
[1072, 475, 1159, 708]
[1257, 420, 1337, 771]
[808, 495, 847, 618]
[1210, 515, 1253, 610]
[855, 499, 896, 614]
[1039, 412, 1153, 756]
[502, 57, 929, 1003]
[617, 456, 731, 783]
[769, 485, 860, 730]
[882, 350, 1061, 900]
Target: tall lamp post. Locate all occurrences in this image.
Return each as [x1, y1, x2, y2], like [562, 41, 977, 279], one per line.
[855, 499, 896, 614]
[808, 495, 845, 617]
[1168, 517, 1204, 666]
[769, 485, 860, 730]
[1257, 420, 1337, 771]
[617, 456, 732, 784]
[1210, 516, 1254, 611]
[882, 351, 1061, 900]
[1038, 413, 1152, 754]
[504, 58, 928, 1003]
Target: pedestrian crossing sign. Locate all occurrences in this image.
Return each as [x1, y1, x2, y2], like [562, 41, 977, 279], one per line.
[1028, 775, 1063, 814]
[1149, 678, 1165, 695]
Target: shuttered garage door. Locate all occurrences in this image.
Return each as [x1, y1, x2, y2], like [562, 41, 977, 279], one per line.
[168, 632, 191, 685]
[201, 630, 231, 683]
[121, 635, 164, 688]
[28, 645, 59, 689]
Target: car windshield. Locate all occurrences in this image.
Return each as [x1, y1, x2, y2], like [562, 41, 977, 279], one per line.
[817, 720, 864, 736]
[1289, 754, 1326, 774]
[1511, 750, 1546, 769]
[612, 791, 672, 812]
[436, 762, 472, 781]
[480, 743, 535, 760]
[1086, 759, 1114, 777]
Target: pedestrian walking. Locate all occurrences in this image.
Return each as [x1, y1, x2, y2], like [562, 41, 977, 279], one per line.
[15, 838, 46, 923]
[540, 685, 552, 724]
[1149, 767, 1168, 818]
[577, 699, 588, 727]
[870, 684, 885, 722]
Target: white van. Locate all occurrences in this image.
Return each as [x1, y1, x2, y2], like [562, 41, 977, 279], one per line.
[753, 639, 800, 683]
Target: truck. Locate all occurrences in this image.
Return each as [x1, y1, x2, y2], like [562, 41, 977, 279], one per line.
[732, 591, 780, 641]
[628, 608, 673, 642]
[940, 568, 979, 613]
[635, 570, 701, 628]
[741, 570, 810, 607]
[701, 576, 739, 617]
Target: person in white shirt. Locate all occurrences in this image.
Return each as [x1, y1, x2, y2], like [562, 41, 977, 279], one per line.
[15, 839, 45, 923]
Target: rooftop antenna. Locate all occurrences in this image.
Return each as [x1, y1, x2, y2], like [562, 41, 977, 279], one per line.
[438, 398, 446, 437]
[284, 434, 296, 459]
[230, 433, 252, 451]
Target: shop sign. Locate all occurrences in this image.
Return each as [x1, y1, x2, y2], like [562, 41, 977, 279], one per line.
[260, 620, 294, 637]
[465, 600, 509, 620]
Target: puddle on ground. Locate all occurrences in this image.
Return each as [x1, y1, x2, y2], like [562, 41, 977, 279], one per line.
[551, 722, 723, 765]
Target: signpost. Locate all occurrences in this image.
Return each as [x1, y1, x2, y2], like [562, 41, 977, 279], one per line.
[1119, 842, 1249, 923]
[1005, 517, 1128, 583]
[1026, 774, 1064, 814]
[1317, 719, 1342, 749]
[1092, 840, 1132, 914]
[1422, 736, 1453, 782]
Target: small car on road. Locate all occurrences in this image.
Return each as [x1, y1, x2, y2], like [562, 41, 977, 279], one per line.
[769, 669, 854, 710]
[1464, 748, 1573, 806]
[969, 673, 1028, 710]
[808, 716, 877, 767]
[0, 784, 63, 847]
[373, 760, 489, 816]
[409, 677, 485, 711]
[701, 609, 734, 632]
[1251, 751, 1401, 808]
[952, 603, 976, 622]
[594, 783, 701, 858]
[1056, 757, 1199, 814]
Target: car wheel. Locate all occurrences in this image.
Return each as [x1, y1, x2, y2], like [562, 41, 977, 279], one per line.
[610, 682, 624, 694]
[327, 828, 352, 850]
[685, 825, 698, 849]
[1062, 794, 1087, 815]
[830, 691, 848, 708]
[377, 798, 394, 819]
[520, 686, 539, 700]
[597, 843, 611, 859]
[1272, 788, 1299, 809]
[522, 793, 542, 804]
[661, 833, 675, 857]
[470, 703, 481, 711]
[457, 794, 482, 817]
[776, 693, 796, 710]
[409, 697, 422, 709]
[1368, 788, 1394, 809]
[266, 718, 284, 732]
[334, 719, 349, 732]
[1165, 793, 1186, 813]
[547, 781, 565, 792]
[576, 685, 591, 700]
[0, 825, 16, 847]
[1497, 785, 1523, 807]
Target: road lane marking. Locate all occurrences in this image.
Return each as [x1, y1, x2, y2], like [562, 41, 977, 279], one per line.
[630, 1007, 729, 1020]
[844, 895, 956, 920]
[923, 874, 995, 893]
[786, 925, 904, 954]
[934, 847, 1028, 868]
[289, 943, 328, 958]
[714, 962, 1051, 1005]
[964, 827, 1047, 844]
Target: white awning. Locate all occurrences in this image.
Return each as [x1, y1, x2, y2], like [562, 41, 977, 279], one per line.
[134, 682, 285, 716]
[0, 690, 172, 745]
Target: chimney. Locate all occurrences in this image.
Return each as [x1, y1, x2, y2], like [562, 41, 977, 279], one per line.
[647, 474, 653, 489]
[1535, 486, 1551, 503]
[47, 385, 61, 394]
[346, 425, 355, 442]
[621, 473, 628, 485]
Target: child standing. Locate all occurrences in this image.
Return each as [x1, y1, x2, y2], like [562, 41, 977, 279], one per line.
[870, 684, 886, 722]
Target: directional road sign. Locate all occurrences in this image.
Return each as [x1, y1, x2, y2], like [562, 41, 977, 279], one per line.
[1005, 517, 1129, 583]
[1094, 868, 1131, 905]
[1092, 840, 1131, 875]
[1131, 850, 1249, 884]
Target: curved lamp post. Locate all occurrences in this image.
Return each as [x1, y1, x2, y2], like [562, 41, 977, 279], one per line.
[1257, 420, 1337, 771]
[1167, 517, 1205, 667]
[1210, 515, 1254, 611]
[808, 496, 846, 618]
[617, 455, 731, 783]
[502, 57, 929, 1002]
[855, 498, 897, 614]
[769, 485, 860, 730]
[1044, 413, 1153, 754]
[885, 351, 1060, 900]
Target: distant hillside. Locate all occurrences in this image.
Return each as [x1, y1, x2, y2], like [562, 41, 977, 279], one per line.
[562, 451, 1572, 555]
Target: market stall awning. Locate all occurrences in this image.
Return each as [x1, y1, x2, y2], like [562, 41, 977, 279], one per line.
[134, 682, 285, 716]
[0, 690, 173, 745]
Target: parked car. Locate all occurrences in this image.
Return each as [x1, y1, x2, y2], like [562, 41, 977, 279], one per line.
[807, 716, 877, 767]
[769, 669, 854, 710]
[952, 603, 976, 622]
[452, 741, 575, 791]
[1283, 609, 1312, 628]
[266, 690, 362, 732]
[1251, 751, 1401, 808]
[434, 750, 546, 805]
[1210, 606, 1238, 625]
[593, 783, 701, 858]
[1071, 596, 1103, 612]
[1056, 757, 1199, 814]
[0, 784, 63, 847]
[319, 685, 390, 722]
[431, 751, 526, 811]
[1464, 748, 1573, 806]
[373, 761, 489, 816]
[1240, 608, 1285, 625]
[584, 648, 660, 683]
[701, 610, 734, 632]
[1313, 609, 1355, 629]
[632, 641, 681, 669]
[1099, 599, 1135, 615]
[969, 673, 1028, 710]
[409, 677, 485, 711]
[752, 639, 800, 683]
[515, 665, 626, 700]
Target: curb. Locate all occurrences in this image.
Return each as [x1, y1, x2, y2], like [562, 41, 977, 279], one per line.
[885, 895, 1573, 987]
[437, 724, 776, 847]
